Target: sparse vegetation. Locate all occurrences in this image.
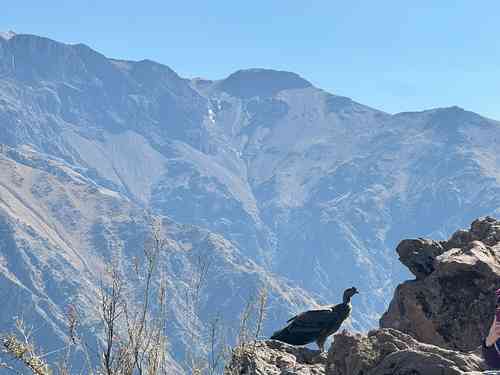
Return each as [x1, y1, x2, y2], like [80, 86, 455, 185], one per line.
[1, 318, 52, 375]
[0, 218, 269, 375]
[224, 288, 269, 375]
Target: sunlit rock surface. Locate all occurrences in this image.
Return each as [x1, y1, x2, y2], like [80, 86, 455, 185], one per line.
[328, 328, 484, 375]
[381, 217, 500, 351]
[225, 340, 326, 375]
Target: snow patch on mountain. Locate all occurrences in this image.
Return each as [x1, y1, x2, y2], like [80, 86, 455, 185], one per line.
[0, 31, 16, 40]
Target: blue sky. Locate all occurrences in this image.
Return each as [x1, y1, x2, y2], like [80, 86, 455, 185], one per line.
[2, 1, 500, 119]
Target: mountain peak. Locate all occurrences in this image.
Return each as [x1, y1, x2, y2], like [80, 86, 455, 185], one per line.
[395, 105, 478, 120]
[432, 105, 465, 114]
[0, 31, 16, 40]
[218, 68, 312, 98]
[428, 105, 484, 122]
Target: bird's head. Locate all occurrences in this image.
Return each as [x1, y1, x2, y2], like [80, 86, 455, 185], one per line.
[343, 287, 359, 302]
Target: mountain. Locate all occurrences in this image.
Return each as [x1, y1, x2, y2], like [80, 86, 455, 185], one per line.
[1, 32, 500, 371]
[0, 145, 316, 373]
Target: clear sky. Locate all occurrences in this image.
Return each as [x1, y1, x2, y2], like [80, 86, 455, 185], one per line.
[2, 1, 500, 119]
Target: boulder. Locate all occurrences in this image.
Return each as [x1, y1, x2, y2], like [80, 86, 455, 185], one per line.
[396, 238, 446, 279]
[327, 328, 485, 375]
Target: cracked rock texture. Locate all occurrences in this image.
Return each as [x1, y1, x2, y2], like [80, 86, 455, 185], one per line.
[381, 217, 500, 351]
[225, 340, 326, 375]
[327, 328, 484, 375]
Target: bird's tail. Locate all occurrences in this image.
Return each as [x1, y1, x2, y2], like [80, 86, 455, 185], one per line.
[270, 327, 296, 343]
[270, 328, 286, 341]
[270, 327, 309, 346]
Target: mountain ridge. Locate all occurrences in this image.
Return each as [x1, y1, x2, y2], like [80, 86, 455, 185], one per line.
[4, 31, 497, 121]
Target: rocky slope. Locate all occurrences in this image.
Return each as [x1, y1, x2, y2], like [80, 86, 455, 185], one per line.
[230, 217, 500, 374]
[0, 146, 316, 373]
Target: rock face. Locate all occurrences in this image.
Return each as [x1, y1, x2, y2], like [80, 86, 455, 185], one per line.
[327, 328, 485, 375]
[381, 217, 500, 351]
[227, 328, 486, 375]
[225, 340, 326, 375]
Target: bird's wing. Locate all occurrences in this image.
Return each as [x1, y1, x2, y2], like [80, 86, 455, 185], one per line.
[288, 308, 334, 329]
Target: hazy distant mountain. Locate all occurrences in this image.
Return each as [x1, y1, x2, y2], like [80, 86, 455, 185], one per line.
[1, 32, 500, 371]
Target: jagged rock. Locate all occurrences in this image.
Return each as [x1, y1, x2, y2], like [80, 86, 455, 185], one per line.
[327, 328, 485, 375]
[469, 217, 500, 246]
[396, 217, 500, 281]
[396, 238, 446, 279]
[225, 340, 326, 375]
[381, 217, 500, 351]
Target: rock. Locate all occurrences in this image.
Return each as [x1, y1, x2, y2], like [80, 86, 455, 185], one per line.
[396, 217, 500, 281]
[469, 217, 500, 246]
[447, 229, 474, 249]
[396, 238, 446, 279]
[327, 328, 485, 375]
[225, 340, 326, 375]
[381, 217, 500, 351]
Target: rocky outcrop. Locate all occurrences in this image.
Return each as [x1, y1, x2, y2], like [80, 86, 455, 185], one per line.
[395, 238, 447, 280]
[228, 329, 486, 375]
[327, 328, 485, 375]
[381, 217, 500, 351]
[229, 218, 500, 374]
[225, 340, 326, 375]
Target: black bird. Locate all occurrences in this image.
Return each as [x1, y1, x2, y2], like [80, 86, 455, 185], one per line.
[270, 287, 359, 352]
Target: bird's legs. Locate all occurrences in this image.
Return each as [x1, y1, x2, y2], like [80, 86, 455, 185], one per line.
[316, 337, 326, 353]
